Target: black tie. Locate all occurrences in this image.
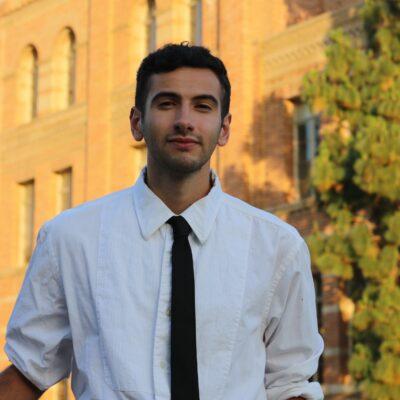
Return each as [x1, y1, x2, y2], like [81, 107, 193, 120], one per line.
[167, 216, 200, 400]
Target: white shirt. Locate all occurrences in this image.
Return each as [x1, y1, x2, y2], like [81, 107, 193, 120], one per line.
[5, 169, 324, 400]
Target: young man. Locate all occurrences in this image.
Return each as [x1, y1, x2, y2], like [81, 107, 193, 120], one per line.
[0, 44, 324, 400]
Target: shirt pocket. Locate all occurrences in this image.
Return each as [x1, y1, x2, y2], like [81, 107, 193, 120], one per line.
[96, 241, 157, 395]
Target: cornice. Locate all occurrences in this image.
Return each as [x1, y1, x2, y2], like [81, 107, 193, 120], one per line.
[1, 102, 87, 155]
[261, 2, 364, 93]
[0, 0, 37, 17]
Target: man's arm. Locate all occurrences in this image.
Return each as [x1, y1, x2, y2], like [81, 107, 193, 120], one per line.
[264, 239, 324, 400]
[4, 224, 73, 394]
[0, 365, 43, 400]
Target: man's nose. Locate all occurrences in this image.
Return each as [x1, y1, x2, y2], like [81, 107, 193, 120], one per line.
[174, 106, 194, 134]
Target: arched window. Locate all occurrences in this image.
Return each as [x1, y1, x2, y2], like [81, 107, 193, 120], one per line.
[52, 27, 76, 110]
[67, 30, 76, 105]
[147, 0, 157, 53]
[16, 45, 39, 124]
[190, 0, 202, 45]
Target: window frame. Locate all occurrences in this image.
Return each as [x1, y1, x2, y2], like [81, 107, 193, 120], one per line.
[293, 103, 320, 201]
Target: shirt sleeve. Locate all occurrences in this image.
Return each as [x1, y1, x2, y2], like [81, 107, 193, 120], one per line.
[4, 223, 72, 391]
[264, 238, 324, 400]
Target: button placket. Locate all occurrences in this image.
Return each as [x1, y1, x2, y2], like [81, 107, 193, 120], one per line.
[152, 225, 173, 398]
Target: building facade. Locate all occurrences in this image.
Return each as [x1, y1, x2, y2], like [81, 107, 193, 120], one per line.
[0, 0, 362, 398]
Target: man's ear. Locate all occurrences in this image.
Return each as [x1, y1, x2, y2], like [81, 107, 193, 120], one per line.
[217, 113, 231, 147]
[130, 107, 144, 142]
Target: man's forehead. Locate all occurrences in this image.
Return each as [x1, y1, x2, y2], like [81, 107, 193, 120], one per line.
[147, 67, 222, 99]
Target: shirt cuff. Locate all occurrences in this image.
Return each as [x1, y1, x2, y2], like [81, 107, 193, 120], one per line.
[5, 343, 49, 391]
[266, 381, 324, 400]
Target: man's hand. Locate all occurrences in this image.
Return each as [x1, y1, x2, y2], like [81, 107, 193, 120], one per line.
[0, 364, 43, 400]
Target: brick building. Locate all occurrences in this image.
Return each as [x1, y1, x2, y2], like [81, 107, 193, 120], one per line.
[0, 0, 363, 398]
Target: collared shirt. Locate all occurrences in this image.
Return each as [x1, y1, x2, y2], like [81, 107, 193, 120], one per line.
[5, 169, 324, 400]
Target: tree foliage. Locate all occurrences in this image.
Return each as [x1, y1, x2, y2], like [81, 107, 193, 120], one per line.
[302, 1, 400, 398]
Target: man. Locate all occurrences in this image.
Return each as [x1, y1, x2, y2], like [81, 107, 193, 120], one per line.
[0, 44, 324, 399]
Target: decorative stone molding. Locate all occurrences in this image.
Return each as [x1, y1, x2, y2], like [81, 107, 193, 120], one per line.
[261, 1, 364, 94]
[2, 102, 86, 163]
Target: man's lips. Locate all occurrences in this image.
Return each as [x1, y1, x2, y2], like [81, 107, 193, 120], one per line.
[167, 137, 200, 150]
[167, 137, 200, 144]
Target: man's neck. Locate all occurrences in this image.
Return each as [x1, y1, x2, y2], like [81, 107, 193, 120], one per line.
[145, 164, 213, 215]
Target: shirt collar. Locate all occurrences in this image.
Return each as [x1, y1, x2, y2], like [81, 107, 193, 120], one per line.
[132, 167, 223, 244]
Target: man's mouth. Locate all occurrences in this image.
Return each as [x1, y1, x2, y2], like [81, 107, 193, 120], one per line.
[167, 136, 200, 150]
[168, 137, 200, 144]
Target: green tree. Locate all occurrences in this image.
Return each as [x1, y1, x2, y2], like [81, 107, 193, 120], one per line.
[302, 1, 400, 398]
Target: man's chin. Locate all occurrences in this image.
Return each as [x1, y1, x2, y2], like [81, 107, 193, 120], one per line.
[163, 158, 208, 176]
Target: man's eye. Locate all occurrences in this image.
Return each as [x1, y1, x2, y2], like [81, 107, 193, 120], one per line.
[196, 104, 212, 111]
[158, 101, 174, 108]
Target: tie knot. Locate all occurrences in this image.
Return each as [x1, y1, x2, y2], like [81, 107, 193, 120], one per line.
[167, 216, 192, 238]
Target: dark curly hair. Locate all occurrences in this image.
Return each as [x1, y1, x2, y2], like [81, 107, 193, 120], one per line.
[135, 43, 231, 119]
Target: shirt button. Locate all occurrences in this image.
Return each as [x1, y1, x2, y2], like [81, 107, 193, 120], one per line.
[166, 307, 171, 317]
[160, 361, 166, 370]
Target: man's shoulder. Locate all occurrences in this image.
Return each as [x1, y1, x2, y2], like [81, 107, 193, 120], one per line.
[220, 192, 302, 241]
[45, 187, 133, 235]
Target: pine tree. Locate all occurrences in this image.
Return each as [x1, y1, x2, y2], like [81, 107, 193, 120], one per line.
[302, 1, 400, 398]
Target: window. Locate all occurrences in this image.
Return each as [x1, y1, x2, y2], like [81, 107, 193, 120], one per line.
[190, 0, 202, 45]
[56, 168, 73, 212]
[52, 28, 76, 110]
[17, 45, 39, 124]
[19, 180, 35, 266]
[67, 30, 76, 106]
[32, 51, 39, 118]
[147, 0, 157, 53]
[294, 104, 320, 199]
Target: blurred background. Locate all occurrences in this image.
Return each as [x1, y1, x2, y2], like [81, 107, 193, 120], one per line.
[1, 0, 399, 399]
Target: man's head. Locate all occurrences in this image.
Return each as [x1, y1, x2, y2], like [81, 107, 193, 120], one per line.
[134, 43, 231, 120]
[130, 43, 232, 176]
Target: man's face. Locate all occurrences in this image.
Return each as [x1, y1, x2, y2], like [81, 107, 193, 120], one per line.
[131, 67, 231, 175]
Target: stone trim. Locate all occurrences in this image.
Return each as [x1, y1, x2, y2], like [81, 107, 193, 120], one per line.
[261, 1, 364, 94]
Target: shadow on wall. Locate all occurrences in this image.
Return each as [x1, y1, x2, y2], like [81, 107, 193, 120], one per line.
[284, 0, 325, 26]
[221, 0, 363, 214]
[222, 93, 295, 211]
[284, 0, 363, 26]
